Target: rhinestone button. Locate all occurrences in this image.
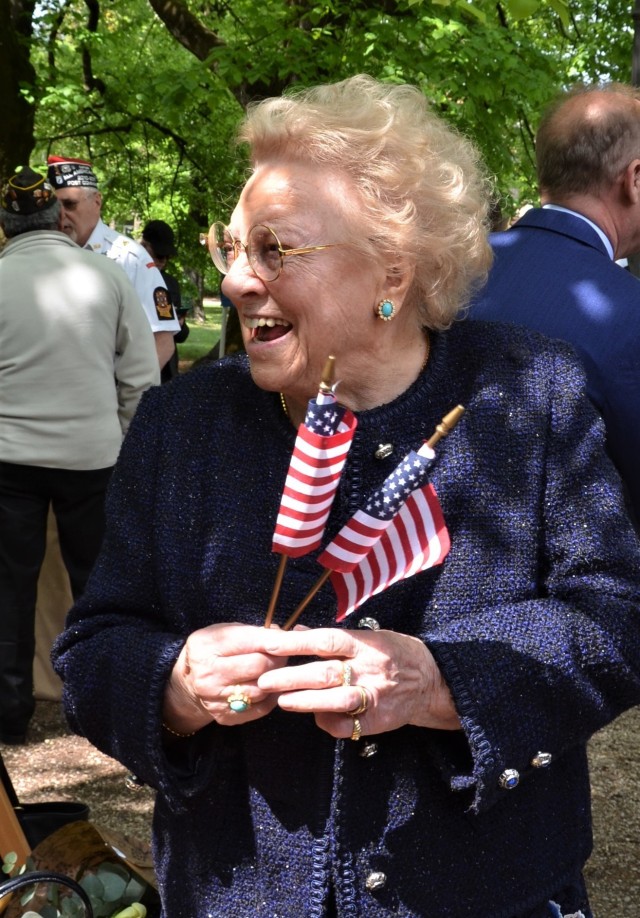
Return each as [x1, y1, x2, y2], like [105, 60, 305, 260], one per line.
[374, 443, 393, 459]
[365, 871, 387, 891]
[531, 751, 553, 768]
[359, 742, 379, 758]
[358, 617, 380, 631]
[498, 768, 520, 790]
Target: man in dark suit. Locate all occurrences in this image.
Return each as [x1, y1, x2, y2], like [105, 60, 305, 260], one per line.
[471, 83, 640, 528]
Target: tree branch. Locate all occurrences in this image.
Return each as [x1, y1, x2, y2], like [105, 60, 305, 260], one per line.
[48, 1, 71, 81]
[82, 0, 106, 94]
[146, 0, 224, 61]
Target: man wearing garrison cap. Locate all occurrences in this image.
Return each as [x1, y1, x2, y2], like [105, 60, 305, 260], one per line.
[47, 155, 180, 370]
[0, 165, 159, 744]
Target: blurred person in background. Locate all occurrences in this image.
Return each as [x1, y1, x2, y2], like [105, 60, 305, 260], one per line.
[142, 219, 190, 383]
[0, 166, 158, 745]
[471, 83, 640, 531]
[47, 155, 180, 371]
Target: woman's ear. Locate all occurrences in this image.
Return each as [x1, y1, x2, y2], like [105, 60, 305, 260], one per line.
[381, 256, 416, 313]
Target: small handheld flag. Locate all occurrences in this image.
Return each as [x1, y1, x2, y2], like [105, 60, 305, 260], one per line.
[325, 481, 449, 620]
[271, 394, 356, 558]
[264, 357, 357, 626]
[317, 442, 436, 574]
[281, 405, 464, 630]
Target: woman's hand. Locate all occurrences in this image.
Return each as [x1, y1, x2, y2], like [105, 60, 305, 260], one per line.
[256, 627, 461, 740]
[162, 623, 288, 736]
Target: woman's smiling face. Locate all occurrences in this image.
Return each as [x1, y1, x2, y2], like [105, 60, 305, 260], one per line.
[221, 161, 388, 408]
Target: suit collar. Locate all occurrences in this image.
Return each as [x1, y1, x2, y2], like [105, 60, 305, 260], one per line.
[513, 207, 612, 258]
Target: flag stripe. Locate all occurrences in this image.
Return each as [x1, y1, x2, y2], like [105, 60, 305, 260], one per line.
[332, 484, 449, 620]
[275, 512, 331, 532]
[318, 510, 390, 570]
[272, 400, 357, 557]
[279, 491, 337, 514]
[285, 462, 345, 487]
[295, 422, 356, 457]
[317, 447, 435, 573]
[273, 530, 328, 551]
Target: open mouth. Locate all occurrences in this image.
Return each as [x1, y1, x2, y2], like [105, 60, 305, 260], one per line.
[244, 316, 292, 343]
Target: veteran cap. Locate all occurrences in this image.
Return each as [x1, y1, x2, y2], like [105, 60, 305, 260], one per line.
[1, 166, 57, 215]
[47, 155, 99, 189]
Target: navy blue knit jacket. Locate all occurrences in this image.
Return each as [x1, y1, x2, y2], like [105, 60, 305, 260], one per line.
[53, 320, 640, 917]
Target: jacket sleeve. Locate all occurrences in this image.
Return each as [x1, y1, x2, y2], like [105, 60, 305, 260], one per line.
[51, 384, 216, 801]
[425, 344, 640, 813]
[114, 277, 160, 435]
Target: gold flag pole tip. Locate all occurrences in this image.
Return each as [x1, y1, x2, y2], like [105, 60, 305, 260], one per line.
[318, 355, 336, 395]
[426, 405, 465, 448]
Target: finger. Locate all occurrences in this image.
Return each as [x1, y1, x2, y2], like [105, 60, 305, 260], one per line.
[215, 696, 279, 725]
[202, 683, 273, 715]
[276, 682, 370, 715]
[257, 659, 346, 692]
[189, 623, 289, 658]
[314, 711, 359, 740]
[261, 627, 358, 660]
[276, 688, 349, 713]
[190, 650, 285, 684]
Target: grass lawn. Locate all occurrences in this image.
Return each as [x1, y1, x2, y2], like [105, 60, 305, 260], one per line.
[177, 303, 222, 366]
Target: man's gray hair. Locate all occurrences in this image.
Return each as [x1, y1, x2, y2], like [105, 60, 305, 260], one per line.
[1, 199, 62, 238]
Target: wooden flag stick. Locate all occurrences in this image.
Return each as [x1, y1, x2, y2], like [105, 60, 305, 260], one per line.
[282, 569, 333, 631]
[281, 404, 465, 632]
[264, 554, 288, 628]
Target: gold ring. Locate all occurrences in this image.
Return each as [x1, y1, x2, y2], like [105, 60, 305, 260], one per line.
[341, 662, 352, 686]
[350, 717, 362, 741]
[347, 685, 369, 717]
[227, 687, 251, 714]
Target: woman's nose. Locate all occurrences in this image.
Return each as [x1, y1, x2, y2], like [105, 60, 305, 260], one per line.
[222, 250, 265, 294]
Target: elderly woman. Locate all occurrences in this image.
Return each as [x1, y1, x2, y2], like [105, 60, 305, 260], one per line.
[53, 76, 640, 917]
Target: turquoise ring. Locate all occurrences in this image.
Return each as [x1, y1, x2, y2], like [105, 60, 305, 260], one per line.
[227, 687, 251, 714]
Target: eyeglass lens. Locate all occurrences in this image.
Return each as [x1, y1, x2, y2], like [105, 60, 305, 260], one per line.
[210, 223, 282, 282]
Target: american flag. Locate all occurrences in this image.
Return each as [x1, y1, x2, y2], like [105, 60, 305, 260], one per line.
[272, 393, 357, 558]
[317, 444, 450, 620]
[317, 444, 436, 572]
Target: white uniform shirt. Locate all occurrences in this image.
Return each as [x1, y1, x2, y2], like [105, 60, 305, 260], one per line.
[85, 219, 180, 333]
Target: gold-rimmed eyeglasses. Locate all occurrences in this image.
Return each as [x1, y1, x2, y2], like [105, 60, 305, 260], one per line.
[206, 221, 347, 282]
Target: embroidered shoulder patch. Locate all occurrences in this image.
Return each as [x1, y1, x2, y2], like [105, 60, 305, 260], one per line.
[154, 287, 174, 321]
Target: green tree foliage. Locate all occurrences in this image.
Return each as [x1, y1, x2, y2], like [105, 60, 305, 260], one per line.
[0, 0, 634, 269]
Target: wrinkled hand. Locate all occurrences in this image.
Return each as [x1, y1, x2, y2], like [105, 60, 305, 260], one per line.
[162, 623, 288, 735]
[257, 627, 461, 740]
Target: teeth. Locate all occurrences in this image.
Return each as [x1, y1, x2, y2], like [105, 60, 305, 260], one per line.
[244, 317, 290, 329]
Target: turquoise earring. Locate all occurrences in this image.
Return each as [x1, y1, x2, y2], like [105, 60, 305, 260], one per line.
[376, 298, 396, 321]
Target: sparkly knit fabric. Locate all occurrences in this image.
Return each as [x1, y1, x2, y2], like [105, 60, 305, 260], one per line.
[53, 320, 640, 917]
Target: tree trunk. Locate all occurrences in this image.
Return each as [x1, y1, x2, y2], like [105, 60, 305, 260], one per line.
[0, 0, 37, 180]
[184, 267, 206, 323]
